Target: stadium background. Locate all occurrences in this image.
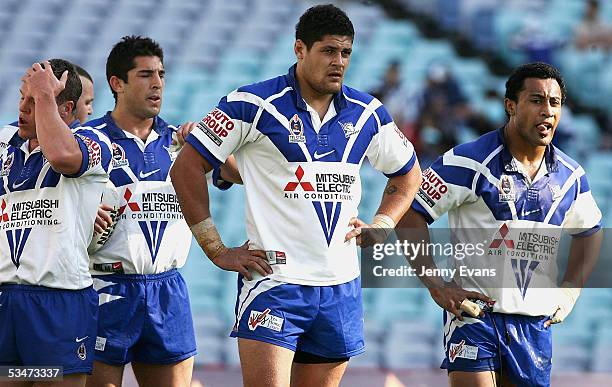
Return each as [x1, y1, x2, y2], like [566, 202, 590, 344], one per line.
[0, 0, 610, 385]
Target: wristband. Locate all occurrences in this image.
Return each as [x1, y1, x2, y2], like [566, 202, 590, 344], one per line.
[190, 217, 227, 260]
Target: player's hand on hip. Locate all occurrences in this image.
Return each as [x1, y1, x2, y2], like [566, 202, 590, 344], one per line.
[23, 61, 67, 100]
[211, 242, 273, 280]
[345, 217, 390, 247]
[428, 282, 493, 320]
[545, 284, 580, 327]
[94, 204, 114, 234]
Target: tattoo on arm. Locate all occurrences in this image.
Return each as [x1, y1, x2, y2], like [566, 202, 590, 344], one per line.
[384, 184, 398, 195]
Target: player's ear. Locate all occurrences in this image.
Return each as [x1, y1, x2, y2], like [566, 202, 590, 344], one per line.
[294, 39, 306, 60]
[57, 101, 74, 119]
[109, 75, 125, 95]
[504, 98, 516, 117]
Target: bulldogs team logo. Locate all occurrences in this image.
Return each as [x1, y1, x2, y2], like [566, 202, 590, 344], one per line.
[0, 153, 13, 176]
[339, 121, 359, 138]
[498, 175, 515, 202]
[112, 143, 129, 167]
[288, 114, 305, 143]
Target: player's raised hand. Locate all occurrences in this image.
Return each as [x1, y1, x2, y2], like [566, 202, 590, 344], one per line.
[23, 61, 67, 100]
[211, 242, 273, 280]
[428, 282, 493, 320]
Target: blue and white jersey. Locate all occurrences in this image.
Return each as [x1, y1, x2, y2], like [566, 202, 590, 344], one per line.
[0, 121, 112, 289]
[87, 113, 217, 275]
[412, 128, 601, 316]
[187, 65, 417, 286]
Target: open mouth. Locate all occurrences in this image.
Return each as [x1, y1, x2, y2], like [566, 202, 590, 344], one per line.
[536, 122, 553, 137]
[147, 95, 161, 103]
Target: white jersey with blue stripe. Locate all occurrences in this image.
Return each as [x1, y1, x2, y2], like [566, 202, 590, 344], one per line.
[187, 65, 417, 286]
[412, 128, 601, 316]
[86, 113, 194, 275]
[0, 121, 112, 289]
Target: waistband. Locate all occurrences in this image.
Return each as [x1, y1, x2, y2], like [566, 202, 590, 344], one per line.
[0, 284, 94, 293]
[92, 268, 179, 282]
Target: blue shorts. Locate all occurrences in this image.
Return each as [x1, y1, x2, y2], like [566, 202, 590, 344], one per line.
[442, 311, 552, 387]
[92, 269, 197, 365]
[0, 284, 98, 375]
[231, 275, 364, 359]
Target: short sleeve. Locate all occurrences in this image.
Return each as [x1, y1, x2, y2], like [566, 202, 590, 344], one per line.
[186, 90, 260, 169]
[365, 102, 417, 177]
[411, 151, 477, 224]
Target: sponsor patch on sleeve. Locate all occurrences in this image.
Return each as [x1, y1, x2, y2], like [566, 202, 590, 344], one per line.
[417, 168, 449, 207]
[76, 134, 102, 170]
[197, 108, 236, 146]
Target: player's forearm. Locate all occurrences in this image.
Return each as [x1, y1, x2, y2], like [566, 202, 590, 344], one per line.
[170, 143, 213, 227]
[562, 229, 603, 287]
[396, 207, 445, 289]
[375, 159, 422, 223]
[33, 94, 81, 174]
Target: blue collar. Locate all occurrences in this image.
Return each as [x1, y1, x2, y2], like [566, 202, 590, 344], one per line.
[285, 64, 348, 112]
[68, 119, 81, 129]
[497, 126, 558, 173]
[102, 111, 170, 140]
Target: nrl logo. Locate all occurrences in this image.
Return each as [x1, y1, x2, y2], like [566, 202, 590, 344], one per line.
[339, 121, 359, 138]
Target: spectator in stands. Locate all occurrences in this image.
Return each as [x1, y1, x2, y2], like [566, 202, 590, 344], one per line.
[415, 63, 471, 166]
[370, 60, 420, 142]
[574, 0, 612, 52]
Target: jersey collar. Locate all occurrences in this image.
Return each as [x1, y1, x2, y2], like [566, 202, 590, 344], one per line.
[286, 64, 348, 112]
[497, 126, 559, 174]
[102, 111, 169, 140]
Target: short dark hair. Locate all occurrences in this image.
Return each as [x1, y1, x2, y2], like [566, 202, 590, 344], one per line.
[505, 62, 567, 108]
[74, 64, 93, 83]
[295, 4, 354, 49]
[46, 58, 82, 108]
[106, 35, 164, 100]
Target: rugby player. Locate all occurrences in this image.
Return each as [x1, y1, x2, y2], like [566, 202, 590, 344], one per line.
[399, 62, 602, 387]
[0, 59, 112, 386]
[171, 5, 421, 387]
[85, 35, 239, 387]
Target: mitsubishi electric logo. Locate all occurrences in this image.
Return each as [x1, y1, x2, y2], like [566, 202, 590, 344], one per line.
[489, 223, 514, 249]
[284, 166, 314, 192]
[488, 223, 558, 299]
[6, 228, 32, 267]
[283, 165, 357, 246]
[117, 188, 181, 263]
